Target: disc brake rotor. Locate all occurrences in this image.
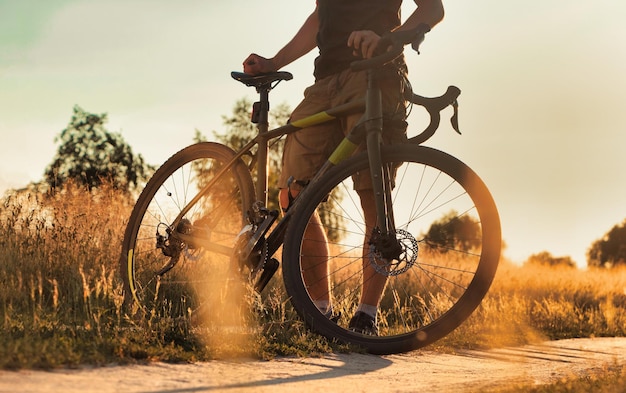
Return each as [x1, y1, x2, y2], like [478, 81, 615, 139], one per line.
[368, 229, 419, 277]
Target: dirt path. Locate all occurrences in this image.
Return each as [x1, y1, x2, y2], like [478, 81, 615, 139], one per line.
[3, 337, 626, 393]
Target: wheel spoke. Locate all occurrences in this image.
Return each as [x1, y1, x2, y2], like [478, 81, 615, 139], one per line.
[121, 143, 254, 322]
[282, 145, 500, 354]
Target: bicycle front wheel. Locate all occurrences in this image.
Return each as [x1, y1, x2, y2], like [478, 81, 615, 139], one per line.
[120, 142, 255, 319]
[282, 144, 501, 354]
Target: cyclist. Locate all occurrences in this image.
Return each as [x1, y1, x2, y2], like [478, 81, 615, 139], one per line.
[243, 0, 444, 335]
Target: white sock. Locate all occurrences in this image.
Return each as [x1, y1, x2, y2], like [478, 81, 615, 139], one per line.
[314, 300, 331, 315]
[356, 303, 378, 321]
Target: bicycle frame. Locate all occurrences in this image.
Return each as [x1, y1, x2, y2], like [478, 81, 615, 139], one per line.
[171, 69, 400, 270]
[171, 67, 463, 280]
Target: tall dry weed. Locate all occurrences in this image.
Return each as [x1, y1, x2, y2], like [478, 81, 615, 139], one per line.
[2, 182, 626, 367]
[437, 259, 626, 350]
[0, 182, 135, 367]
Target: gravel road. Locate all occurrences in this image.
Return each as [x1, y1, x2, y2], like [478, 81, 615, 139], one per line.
[3, 337, 626, 393]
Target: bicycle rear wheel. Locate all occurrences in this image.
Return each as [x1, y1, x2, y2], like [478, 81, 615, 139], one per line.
[120, 142, 254, 320]
[282, 144, 501, 354]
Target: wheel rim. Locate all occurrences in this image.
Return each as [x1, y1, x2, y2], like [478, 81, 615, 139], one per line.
[122, 144, 254, 323]
[283, 145, 501, 353]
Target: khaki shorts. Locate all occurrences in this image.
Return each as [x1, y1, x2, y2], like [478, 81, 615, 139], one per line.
[279, 67, 408, 191]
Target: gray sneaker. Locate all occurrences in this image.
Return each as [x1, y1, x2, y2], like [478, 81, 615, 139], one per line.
[323, 309, 341, 323]
[348, 311, 379, 336]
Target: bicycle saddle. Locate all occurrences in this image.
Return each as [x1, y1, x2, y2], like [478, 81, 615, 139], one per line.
[231, 71, 293, 88]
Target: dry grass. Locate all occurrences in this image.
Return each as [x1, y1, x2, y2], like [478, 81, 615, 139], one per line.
[434, 261, 626, 351]
[0, 183, 340, 369]
[1, 183, 131, 368]
[2, 183, 626, 372]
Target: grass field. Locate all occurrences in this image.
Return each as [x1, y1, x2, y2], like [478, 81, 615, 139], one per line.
[2, 182, 626, 391]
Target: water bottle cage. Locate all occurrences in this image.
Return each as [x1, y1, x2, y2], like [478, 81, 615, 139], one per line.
[283, 176, 310, 213]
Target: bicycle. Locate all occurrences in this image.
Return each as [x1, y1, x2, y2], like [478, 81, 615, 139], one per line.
[120, 26, 501, 355]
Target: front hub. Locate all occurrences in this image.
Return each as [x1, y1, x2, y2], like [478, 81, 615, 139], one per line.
[368, 229, 419, 276]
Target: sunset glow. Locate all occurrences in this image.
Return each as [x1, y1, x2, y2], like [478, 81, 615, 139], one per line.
[1, 1, 625, 268]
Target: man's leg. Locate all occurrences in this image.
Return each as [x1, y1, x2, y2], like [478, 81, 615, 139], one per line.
[357, 188, 388, 309]
[343, 188, 387, 335]
[279, 188, 331, 308]
[276, 74, 343, 314]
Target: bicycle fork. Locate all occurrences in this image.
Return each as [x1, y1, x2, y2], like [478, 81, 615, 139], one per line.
[364, 70, 396, 240]
[365, 74, 405, 266]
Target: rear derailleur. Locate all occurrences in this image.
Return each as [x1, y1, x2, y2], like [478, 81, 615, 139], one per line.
[153, 219, 196, 276]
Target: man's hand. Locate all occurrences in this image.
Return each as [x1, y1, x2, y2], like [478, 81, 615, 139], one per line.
[243, 54, 277, 75]
[347, 30, 383, 59]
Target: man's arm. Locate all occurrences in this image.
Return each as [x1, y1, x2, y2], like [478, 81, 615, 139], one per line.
[398, 0, 445, 32]
[243, 7, 319, 74]
[348, 0, 444, 59]
[271, 8, 319, 69]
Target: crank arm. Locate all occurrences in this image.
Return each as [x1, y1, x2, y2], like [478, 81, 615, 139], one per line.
[242, 210, 279, 270]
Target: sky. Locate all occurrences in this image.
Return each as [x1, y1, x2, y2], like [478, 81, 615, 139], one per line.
[1, 0, 626, 268]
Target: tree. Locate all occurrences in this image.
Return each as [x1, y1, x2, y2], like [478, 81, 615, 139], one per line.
[424, 210, 481, 252]
[588, 219, 626, 268]
[525, 251, 576, 268]
[196, 98, 345, 241]
[45, 106, 152, 192]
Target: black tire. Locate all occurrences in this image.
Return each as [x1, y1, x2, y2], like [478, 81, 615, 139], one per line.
[282, 144, 501, 354]
[120, 142, 255, 319]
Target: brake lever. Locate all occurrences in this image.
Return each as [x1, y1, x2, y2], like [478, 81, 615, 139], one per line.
[450, 100, 461, 135]
[411, 34, 426, 54]
[411, 23, 431, 54]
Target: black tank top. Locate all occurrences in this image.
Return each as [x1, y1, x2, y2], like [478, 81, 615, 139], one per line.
[315, 0, 402, 80]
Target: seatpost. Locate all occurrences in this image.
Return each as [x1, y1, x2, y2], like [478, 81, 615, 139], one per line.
[253, 86, 271, 207]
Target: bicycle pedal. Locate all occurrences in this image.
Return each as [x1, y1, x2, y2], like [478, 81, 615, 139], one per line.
[254, 258, 279, 292]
